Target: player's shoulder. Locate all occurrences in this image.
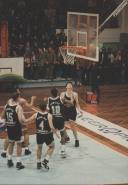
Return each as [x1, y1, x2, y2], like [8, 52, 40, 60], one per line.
[48, 112, 52, 118]
[60, 91, 65, 96]
[16, 103, 23, 110]
[73, 91, 78, 97]
[18, 98, 26, 105]
[33, 112, 38, 118]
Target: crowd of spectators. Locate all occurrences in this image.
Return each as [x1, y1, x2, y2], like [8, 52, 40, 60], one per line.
[23, 46, 128, 86]
[0, 0, 128, 86]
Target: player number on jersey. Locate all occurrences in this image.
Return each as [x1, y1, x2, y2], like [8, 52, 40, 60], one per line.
[52, 105, 60, 115]
[6, 112, 13, 122]
[39, 121, 44, 130]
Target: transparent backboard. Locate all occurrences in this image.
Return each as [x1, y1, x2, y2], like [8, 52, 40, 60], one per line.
[67, 12, 99, 62]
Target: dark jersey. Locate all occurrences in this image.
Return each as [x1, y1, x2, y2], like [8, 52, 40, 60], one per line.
[62, 93, 77, 121]
[5, 104, 21, 128]
[63, 93, 76, 108]
[48, 96, 63, 118]
[36, 112, 51, 134]
[5, 104, 22, 141]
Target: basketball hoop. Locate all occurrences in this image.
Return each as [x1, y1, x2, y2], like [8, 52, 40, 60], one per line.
[59, 45, 87, 64]
[59, 45, 75, 65]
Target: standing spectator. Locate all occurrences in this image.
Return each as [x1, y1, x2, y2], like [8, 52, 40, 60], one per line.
[114, 50, 122, 84]
[24, 57, 32, 79]
[24, 41, 31, 58]
[89, 62, 100, 103]
[73, 61, 83, 86]
[46, 47, 56, 79]
[38, 48, 47, 78]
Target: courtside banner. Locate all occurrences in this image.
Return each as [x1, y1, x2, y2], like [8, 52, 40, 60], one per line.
[76, 111, 128, 148]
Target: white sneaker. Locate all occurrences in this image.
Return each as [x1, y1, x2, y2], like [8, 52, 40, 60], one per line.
[60, 150, 66, 158]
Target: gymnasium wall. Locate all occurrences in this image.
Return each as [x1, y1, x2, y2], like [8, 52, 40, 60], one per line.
[0, 57, 24, 77]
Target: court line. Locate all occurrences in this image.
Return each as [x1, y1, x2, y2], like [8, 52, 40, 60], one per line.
[19, 105, 128, 156]
[75, 124, 128, 157]
[76, 111, 128, 148]
[65, 123, 128, 156]
[1, 104, 128, 156]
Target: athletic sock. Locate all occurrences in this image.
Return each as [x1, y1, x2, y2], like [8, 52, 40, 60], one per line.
[8, 155, 12, 160]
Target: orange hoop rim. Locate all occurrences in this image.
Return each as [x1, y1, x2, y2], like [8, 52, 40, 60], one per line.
[60, 45, 87, 55]
[60, 45, 87, 50]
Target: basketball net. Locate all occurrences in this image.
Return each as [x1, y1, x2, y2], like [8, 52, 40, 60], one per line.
[59, 45, 75, 65]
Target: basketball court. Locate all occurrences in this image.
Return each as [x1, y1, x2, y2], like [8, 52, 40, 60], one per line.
[0, 2, 128, 184]
[0, 85, 128, 185]
[0, 130, 128, 185]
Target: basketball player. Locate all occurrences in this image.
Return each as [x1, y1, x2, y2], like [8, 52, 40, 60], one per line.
[60, 81, 82, 147]
[17, 90, 36, 154]
[1, 92, 27, 170]
[25, 100, 56, 170]
[47, 87, 66, 157]
[1, 89, 36, 158]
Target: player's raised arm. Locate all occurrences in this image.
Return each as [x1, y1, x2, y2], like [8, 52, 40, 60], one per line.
[16, 105, 36, 124]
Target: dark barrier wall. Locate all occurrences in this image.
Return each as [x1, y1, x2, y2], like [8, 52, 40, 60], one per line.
[120, 33, 128, 50]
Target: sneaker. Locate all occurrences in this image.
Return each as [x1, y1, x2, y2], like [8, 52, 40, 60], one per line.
[75, 140, 79, 147]
[1, 152, 7, 158]
[7, 159, 14, 168]
[24, 149, 31, 155]
[16, 162, 25, 170]
[42, 159, 49, 170]
[65, 136, 70, 143]
[37, 162, 42, 170]
[60, 150, 66, 158]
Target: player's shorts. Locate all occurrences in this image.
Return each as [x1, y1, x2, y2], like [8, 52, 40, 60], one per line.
[63, 106, 77, 121]
[36, 133, 54, 145]
[7, 126, 22, 142]
[53, 116, 65, 131]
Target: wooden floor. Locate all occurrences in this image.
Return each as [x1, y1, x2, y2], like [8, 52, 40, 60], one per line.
[0, 84, 128, 155]
[77, 84, 128, 129]
[0, 84, 128, 130]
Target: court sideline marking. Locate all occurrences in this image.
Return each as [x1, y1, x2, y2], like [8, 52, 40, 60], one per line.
[0, 105, 128, 156]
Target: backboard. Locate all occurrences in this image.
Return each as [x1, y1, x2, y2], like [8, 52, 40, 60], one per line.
[67, 12, 99, 62]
